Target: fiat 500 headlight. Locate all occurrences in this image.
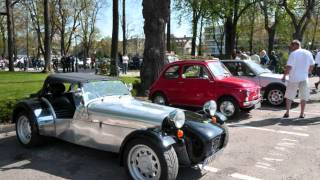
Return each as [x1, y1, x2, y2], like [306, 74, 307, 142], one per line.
[203, 100, 217, 116]
[168, 110, 185, 129]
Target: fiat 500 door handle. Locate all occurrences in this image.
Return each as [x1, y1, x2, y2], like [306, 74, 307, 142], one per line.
[178, 81, 184, 84]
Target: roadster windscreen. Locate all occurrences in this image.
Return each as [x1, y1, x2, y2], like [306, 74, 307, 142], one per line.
[82, 80, 130, 101]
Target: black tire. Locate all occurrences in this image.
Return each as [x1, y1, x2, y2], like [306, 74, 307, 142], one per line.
[218, 97, 240, 119]
[124, 138, 179, 180]
[152, 92, 168, 106]
[15, 111, 44, 147]
[265, 86, 285, 106]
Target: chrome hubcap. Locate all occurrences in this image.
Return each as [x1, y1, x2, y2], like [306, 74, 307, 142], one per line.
[17, 115, 32, 144]
[220, 101, 235, 117]
[268, 89, 284, 105]
[154, 95, 165, 105]
[128, 144, 161, 180]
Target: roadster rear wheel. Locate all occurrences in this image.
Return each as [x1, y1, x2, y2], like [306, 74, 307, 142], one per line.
[124, 138, 178, 180]
[15, 111, 43, 147]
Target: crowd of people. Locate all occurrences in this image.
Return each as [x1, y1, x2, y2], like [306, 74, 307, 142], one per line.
[232, 49, 279, 73]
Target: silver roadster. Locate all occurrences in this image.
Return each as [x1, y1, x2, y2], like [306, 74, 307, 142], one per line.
[13, 73, 228, 180]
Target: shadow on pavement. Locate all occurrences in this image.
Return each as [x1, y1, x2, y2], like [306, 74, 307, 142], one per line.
[0, 136, 127, 180]
[229, 116, 320, 128]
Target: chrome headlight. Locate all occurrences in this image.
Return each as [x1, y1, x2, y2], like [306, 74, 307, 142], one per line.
[168, 110, 185, 128]
[203, 100, 217, 116]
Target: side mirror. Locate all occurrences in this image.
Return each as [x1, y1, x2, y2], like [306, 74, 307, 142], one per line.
[126, 83, 133, 91]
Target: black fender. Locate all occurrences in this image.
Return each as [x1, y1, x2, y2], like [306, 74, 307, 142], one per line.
[12, 98, 43, 124]
[119, 129, 176, 166]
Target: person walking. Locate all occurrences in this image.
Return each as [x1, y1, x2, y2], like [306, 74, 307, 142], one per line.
[282, 40, 315, 118]
[314, 50, 320, 89]
[122, 54, 129, 74]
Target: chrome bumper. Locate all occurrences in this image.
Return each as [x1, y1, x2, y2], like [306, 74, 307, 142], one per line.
[243, 98, 261, 107]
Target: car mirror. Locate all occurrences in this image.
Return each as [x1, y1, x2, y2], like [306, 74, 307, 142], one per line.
[126, 83, 133, 91]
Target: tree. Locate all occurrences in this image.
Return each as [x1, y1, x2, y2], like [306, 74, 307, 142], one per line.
[167, 0, 171, 52]
[122, 0, 127, 55]
[43, 0, 51, 72]
[208, 0, 257, 58]
[260, 0, 281, 54]
[110, 0, 119, 76]
[281, 0, 316, 41]
[0, 16, 6, 58]
[4, 0, 15, 71]
[141, 0, 169, 94]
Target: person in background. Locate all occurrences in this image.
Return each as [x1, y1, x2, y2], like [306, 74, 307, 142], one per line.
[282, 40, 315, 119]
[269, 51, 278, 73]
[314, 49, 320, 89]
[250, 52, 261, 64]
[260, 50, 270, 66]
[122, 54, 129, 74]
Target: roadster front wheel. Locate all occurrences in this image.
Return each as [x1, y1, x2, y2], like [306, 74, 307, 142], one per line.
[15, 111, 44, 147]
[124, 138, 179, 180]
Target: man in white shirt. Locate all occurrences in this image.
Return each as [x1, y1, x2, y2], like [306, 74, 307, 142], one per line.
[282, 40, 315, 118]
[314, 50, 320, 89]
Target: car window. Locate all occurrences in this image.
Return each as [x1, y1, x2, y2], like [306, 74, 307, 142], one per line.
[223, 62, 238, 76]
[223, 62, 254, 76]
[182, 65, 209, 79]
[164, 65, 180, 79]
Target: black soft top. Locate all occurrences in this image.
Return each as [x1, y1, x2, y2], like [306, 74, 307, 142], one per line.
[45, 73, 118, 84]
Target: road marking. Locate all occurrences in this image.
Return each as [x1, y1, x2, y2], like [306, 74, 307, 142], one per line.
[277, 142, 296, 147]
[230, 173, 262, 180]
[282, 138, 298, 142]
[228, 124, 309, 137]
[202, 166, 220, 173]
[256, 162, 271, 167]
[292, 127, 307, 131]
[263, 157, 284, 162]
[268, 152, 284, 156]
[255, 165, 275, 171]
[274, 146, 290, 152]
[1, 160, 31, 169]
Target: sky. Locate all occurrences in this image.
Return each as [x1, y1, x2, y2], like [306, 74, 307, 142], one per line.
[96, 0, 191, 40]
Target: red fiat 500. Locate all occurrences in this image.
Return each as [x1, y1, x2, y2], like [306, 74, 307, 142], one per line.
[149, 60, 261, 118]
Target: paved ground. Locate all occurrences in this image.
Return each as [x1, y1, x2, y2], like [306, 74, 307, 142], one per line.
[0, 78, 319, 180]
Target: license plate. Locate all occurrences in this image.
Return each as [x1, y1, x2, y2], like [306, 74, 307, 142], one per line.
[254, 102, 261, 109]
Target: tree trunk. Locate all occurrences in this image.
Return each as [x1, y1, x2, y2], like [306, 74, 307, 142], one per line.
[110, 0, 119, 76]
[293, 29, 303, 41]
[267, 28, 276, 55]
[0, 19, 6, 58]
[141, 0, 169, 94]
[191, 9, 198, 56]
[6, 0, 14, 71]
[43, 0, 51, 72]
[248, 10, 255, 54]
[310, 9, 319, 50]
[122, 0, 127, 55]
[166, 0, 171, 52]
[198, 16, 204, 56]
[224, 17, 236, 59]
[12, 12, 17, 62]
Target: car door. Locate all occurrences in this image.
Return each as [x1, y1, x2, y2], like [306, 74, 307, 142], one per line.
[178, 64, 213, 106]
[161, 65, 182, 104]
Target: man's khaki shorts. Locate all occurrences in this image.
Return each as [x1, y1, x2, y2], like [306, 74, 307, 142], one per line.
[285, 80, 309, 101]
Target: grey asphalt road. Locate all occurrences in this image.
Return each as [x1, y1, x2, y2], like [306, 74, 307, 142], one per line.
[1, 78, 320, 180]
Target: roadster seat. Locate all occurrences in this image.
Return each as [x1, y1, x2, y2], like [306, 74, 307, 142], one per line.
[49, 83, 75, 119]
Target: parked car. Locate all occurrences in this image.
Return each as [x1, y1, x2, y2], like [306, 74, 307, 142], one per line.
[222, 60, 287, 106]
[13, 73, 228, 180]
[149, 60, 261, 119]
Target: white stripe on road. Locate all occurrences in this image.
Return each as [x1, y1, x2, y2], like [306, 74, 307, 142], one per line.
[277, 142, 296, 147]
[268, 152, 284, 156]
[282, 138, 298, 142]
[256, 162, 271, 167]
[274, 146, 290, 152]
[202, 166, 220, 173]
[263, 157, 284, 162]
[229, 124, 309, 137]
[230, 173, 262, 180]
[255, 165, 275, 171]
[292, 127, 308, 131]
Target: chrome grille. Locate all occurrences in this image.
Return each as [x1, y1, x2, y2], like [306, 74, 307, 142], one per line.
[212, 135, 221, 152]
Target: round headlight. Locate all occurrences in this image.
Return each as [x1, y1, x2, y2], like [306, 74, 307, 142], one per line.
[203, 100, 217, 116]
[168, 110, 185, 128]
